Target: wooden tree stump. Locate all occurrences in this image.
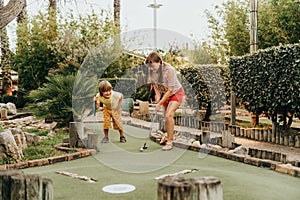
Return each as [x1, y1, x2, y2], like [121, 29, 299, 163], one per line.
[0, 108, 7, 120]
[42, 178, 54, 200]
[69, 122, 85, 148]
[157, 176, 223, 200]
[25, 174, 42, 200]
[10, 174, 26, 200]
[0, 170, 53, 200]
[87, 133, 99, 150]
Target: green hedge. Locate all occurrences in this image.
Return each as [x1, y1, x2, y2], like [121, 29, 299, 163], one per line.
[180, 65, 230, 119]
[229, 43, 300, 123]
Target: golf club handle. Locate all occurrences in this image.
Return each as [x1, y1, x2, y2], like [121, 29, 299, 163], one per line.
[93, 100, 96, 116]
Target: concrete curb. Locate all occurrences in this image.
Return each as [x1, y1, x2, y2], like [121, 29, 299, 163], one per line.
[0, 148, 96, 171]
[174, 141, 300, 178]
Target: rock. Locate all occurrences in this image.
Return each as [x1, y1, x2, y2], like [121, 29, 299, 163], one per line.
[207, 144, 223, 149]
[228, 145, 248, 155]
[10, 128, 27, 149]
[49, 122, 58, 130]
[24, 132, 39, 145]
[0, 129, 24, 162]
[6, 102, 17, 115]
[192, 140, 201, 147]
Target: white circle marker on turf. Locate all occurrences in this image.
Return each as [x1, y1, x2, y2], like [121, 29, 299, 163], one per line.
[102, 184, 136, 194]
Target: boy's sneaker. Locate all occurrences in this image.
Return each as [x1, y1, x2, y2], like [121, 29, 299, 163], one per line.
[101, 137, 109, 143]
[120, 136, 126, 143]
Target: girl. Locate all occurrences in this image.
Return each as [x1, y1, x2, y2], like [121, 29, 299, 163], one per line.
[146, 52, 184, 150]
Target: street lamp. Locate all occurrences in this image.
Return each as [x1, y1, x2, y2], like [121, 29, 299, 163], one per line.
[148, 0, 162, 49]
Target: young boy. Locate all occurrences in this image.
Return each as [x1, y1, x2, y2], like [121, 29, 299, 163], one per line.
[94, 80, 126, 143]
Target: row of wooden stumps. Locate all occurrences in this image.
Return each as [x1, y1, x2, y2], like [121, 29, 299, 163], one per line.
[0, 170, 53, 200]
[157, 176, 223, 200]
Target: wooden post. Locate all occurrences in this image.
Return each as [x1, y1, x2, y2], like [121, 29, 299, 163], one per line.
[87, 133, 99, 150]
[0, 170, 24, 199]
[1, 108, 7, 120]
[69, 122, 85, 148]
[157, 176, 223, 200]
[230, 91, 236, 125]
[42, 178, 54, 200]
[11, 174, 26, 200]
[0, 170, 52, 200]
[25, 174, 43, 200]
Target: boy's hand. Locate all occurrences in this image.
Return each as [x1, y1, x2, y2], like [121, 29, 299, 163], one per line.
[93, 96, 98, 102]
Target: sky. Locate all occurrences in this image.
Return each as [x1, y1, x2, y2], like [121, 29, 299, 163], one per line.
[5, 0, 228, 50]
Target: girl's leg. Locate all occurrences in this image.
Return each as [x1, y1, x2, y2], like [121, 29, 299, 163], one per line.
[164, 101, 180, 145]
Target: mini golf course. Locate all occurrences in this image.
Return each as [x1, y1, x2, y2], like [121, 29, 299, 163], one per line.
[23, 123, 300, 200]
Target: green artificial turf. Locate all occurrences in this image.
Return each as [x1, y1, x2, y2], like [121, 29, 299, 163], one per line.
[23, 124, 300, 200]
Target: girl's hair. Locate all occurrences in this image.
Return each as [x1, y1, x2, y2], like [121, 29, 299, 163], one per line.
[146, 52, 163, 83]
[145, 52, 162, 64]
[98, 81, 112, 96]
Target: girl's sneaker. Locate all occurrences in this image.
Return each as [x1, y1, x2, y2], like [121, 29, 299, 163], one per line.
[101, 137, 109, 143]
[162, 142, 173, 151]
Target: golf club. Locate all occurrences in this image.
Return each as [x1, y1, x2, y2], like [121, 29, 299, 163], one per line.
[139, 111, 158, 152]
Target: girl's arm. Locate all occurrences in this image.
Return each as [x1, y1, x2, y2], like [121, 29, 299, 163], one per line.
[152, 84, 161, 103]
[156, 87, 173, 112]
[155, 69, 174, 111]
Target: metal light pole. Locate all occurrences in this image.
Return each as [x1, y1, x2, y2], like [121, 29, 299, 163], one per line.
[148, 0, 162, 50]
[250, 0, 258, 54]
[250, 0, 258, 127]
[231, 0, 258, 126]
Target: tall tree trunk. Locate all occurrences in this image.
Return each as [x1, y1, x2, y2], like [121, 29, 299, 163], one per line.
[15, 0, 27, 106]
[16, 0, 26, 23]
[48, 0, 57, 41]
[0, 0, 26, 29]
[113, 0, 120, 30]
[0, 0, 10, 96]
[113, 0, 121, 51]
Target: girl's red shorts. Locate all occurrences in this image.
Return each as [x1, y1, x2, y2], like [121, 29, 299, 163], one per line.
[163, 87, 185, 108]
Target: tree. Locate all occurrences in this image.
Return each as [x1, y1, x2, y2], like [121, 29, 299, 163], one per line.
[258, 0, 300, 49]
[203, 0, 248, 64]
[223, 0, 249, 56]
[13, 13, 59, 107]
[48, 0, 57, 41]
[205, 0, 300, 64]
[1, 0, 16, 96]
[203, 8, 230, 65]
[0, 0, 26, 29]
[28, 74, 75, 126]
[114, 0, 120, 30]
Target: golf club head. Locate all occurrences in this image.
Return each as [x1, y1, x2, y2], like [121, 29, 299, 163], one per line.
[143, 143, 148, 149]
